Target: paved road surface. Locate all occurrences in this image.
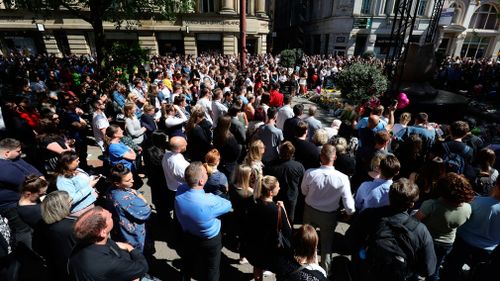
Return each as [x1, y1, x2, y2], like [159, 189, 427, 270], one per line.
[86, 96, 349, 280]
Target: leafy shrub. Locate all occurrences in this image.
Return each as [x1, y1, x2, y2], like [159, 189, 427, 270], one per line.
[336, 63, 388, 104]
[279, 48, 304, 68]
[362, 50, 376, 60]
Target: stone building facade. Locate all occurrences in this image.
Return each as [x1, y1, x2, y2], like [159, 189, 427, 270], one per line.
[272, 0, 499, 59]
[0, 0, 271, 56]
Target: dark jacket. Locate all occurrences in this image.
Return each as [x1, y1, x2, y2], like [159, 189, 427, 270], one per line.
[346, 206, 437, 280]
[68, 239, 148, 281]
[291, 138, 320, 170]
[283, 116, 301, 142]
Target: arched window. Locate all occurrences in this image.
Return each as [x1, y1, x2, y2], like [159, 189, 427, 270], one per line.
[460, 35, 490, 58]
[468, 4, 499, 30]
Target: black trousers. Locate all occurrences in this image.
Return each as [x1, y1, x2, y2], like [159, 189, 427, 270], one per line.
[182, 231, 222, 281]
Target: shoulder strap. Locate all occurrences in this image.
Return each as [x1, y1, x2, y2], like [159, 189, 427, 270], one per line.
[461, 144, 471, 155]
[277, 204, 282, 233]
[442, 142, 450, 154]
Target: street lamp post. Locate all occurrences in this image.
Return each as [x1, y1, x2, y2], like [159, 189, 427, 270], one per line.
[240, 0, 247, 71]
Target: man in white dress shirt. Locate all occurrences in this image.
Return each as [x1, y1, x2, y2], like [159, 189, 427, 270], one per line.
[276, 94, 294, 130]
[196, 88, 213, 125]
[162, 136, 190, 219]
[301, 144, 355, 276]
[211, 88, 228, 128]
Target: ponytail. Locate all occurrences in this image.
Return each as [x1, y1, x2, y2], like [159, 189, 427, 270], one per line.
[254, 175, 278, 201]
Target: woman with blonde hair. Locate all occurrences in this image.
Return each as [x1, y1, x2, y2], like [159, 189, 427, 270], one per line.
[34, 190, 76, 280]
[229, 164, 254, 264]
[203, 148, 229, 197]
[123, 102, 147, 146]
[246, 175, 292, 281]
[185, 105, 212, 162]
[392, 112, 412, 135]
[244, 139, 266, 190]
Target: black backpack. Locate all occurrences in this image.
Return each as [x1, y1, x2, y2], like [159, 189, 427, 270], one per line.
[442, 142, 470, 174]
[364, 216, 419, 281]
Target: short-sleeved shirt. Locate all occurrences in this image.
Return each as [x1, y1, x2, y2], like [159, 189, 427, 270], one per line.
[257, 124, 284, 163]
[458, 196, 500, 251]
[420, 198, 471, 244]
[204, 170, 228, 197]
[108, 142, 133, 170]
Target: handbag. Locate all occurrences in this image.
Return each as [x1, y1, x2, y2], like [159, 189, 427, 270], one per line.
[277, 204, 292, 251]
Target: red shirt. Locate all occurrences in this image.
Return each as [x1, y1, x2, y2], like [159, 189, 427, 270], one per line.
[269, 89, 284, 107]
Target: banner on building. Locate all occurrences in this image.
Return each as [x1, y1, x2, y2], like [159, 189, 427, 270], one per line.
[439, 8, 454, 26]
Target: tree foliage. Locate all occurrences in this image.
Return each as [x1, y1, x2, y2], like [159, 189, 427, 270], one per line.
[279, 48, 304, 68]
[109, 41, 149, 71]
[336, 63, 388, 104]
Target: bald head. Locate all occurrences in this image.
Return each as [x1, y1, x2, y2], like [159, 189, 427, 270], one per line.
[308, 105, 317, 117]
[368, 115, 380, 129]
[170, 136, 187, 153]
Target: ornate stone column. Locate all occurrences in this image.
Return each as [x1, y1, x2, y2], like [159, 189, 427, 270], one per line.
[139, 32, 159, 55]
[452, 33, 466, 57]
[67, 34, 90, 55]
[43, 32, 62, 56]
[220, 0, 236, 14]
[255, 0, 267, 17]
[184, 34, 197, 56]
[223, 34, 237, 55]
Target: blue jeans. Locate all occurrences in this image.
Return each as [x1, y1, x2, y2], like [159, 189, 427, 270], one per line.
[426, 241, 453, 281]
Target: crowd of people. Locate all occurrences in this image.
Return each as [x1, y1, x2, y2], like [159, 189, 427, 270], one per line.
[0, 51, 499, 281]
[436, 57, 499, 99]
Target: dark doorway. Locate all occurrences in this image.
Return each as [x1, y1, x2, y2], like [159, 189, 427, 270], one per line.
[246, 38, 257, 55]
[158, 40, 184, 56]
[197, 34, 222, 55]
[354, 35, 367, 56]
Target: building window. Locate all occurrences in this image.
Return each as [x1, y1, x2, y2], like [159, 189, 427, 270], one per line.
[468, 4, 499, 30]
[384, 0, 395, 15]
[361, 0, 372, 14]
[417, 0, 428, 16]
[201, 0, 215, 13]
[460, 35, 490, 59]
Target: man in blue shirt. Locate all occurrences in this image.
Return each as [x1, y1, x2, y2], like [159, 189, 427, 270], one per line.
[394, 112, 436, 152]
[175, 162, 232, 281]
[0, 138, 43, 248]
[356, 154, 401, 211]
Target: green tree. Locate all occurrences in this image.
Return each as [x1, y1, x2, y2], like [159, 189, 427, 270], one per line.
[3, 0, 195, 67]
[336, 63, 388, 104]
[279, 48, 304, 68]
